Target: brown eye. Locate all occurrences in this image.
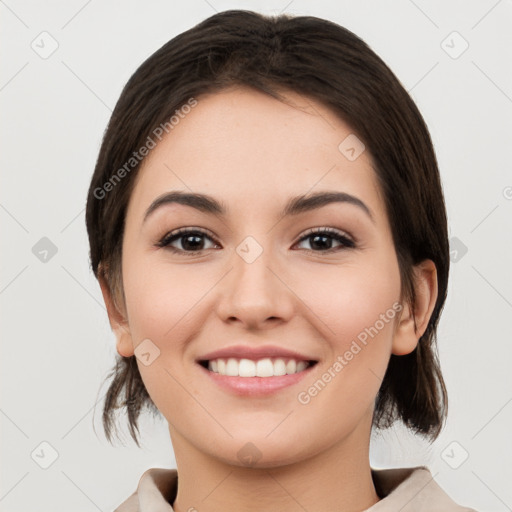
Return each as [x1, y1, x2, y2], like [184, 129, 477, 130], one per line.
[295, 228, 355, 253]
[157, 228, 219, 254]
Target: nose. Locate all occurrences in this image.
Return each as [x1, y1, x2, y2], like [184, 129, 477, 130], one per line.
[214, 239, 295, 330]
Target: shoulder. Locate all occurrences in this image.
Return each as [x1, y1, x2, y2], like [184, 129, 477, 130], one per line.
[114, 467, 178, 512]
[114, 490, 138, 512]
[369, 466, 478, 511]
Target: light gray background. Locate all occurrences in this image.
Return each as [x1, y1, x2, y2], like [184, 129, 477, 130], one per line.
[1, 1, 511, 511]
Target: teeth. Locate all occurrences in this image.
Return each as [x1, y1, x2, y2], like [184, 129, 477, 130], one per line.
[286, 359, 296, 374]
[226, 358, 238, 377]
[239, 358, 256, 377]
[206, 357, 311, 377]
[273, 358, 287, 376]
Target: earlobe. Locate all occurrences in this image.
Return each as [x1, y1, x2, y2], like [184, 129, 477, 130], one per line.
[391, 259, 438, 356]
[115, 332, 135, 358]
[98, 272, 135, 358]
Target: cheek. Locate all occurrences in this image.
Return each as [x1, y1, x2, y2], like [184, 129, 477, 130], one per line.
[291, 255, 401, 412]
[292, 256, 401, 348]
[294, 275, 400, 436]
[122, 255, 207, 340]
[121, 257, 203, 415]
[121, 256, 215, 406]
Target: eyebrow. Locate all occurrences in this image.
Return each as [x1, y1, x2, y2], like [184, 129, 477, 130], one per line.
[143, 190, 375, 224]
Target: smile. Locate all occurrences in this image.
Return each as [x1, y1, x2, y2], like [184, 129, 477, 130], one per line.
[200, 357, 317, 377]
[197, 358, 318, 396]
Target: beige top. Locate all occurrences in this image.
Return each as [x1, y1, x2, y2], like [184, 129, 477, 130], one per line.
[114, 466, 477, 511]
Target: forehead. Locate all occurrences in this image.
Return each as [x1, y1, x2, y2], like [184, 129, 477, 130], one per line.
[126, 86, 385, 223]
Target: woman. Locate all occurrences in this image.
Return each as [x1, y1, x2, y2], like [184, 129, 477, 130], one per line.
[86, 9, 478, 511]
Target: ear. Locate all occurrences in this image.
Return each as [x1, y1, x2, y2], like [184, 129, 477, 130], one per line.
[98, 272, 134, 358]
[392, 259, 438, 356]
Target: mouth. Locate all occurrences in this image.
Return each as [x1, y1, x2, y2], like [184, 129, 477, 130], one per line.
[197, 357, 318, 377]
[194, 345, 320, 395]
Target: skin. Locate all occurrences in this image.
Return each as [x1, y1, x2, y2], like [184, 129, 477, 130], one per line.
[99, 86, 438, 512]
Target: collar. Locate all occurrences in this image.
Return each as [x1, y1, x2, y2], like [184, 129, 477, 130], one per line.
[115, 465, 477, 511]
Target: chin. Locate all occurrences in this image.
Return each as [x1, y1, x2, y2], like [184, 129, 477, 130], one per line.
[205, 434, 314, 470]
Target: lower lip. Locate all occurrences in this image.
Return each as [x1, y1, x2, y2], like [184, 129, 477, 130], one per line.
[197, 363, 317, 396]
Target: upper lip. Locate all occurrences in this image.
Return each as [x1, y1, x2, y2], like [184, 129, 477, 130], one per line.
[196, 345, 318, 363]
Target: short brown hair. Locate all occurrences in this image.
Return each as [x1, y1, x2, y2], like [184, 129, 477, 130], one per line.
[86, 9, 449, 447]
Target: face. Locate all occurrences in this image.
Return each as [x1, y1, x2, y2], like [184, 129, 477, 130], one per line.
[106, 86, 426, 468]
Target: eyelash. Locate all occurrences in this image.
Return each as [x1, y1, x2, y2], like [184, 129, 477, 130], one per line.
[155, 226, 356, 256]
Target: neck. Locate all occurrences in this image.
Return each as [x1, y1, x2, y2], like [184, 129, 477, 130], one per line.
[169, 423, 380, 512]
